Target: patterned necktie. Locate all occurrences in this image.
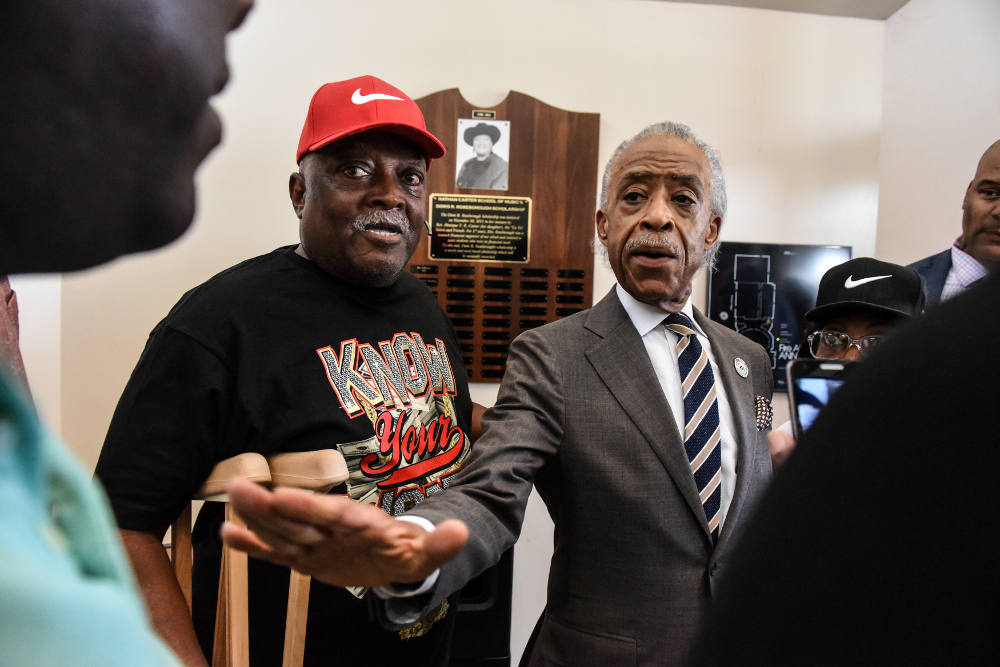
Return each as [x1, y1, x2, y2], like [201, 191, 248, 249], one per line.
[663, 312, 723, 542]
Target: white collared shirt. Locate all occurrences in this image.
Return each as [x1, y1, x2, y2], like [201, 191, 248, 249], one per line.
[942, 237, 989, 302]
[615, 284, 738, 529]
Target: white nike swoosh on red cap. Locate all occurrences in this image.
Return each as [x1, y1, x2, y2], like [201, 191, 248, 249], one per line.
[844, 274, 891, 288]
[351, 89, 404, 105]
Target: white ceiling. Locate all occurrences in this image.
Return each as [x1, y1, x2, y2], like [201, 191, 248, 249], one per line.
[657, 0, 911, 20]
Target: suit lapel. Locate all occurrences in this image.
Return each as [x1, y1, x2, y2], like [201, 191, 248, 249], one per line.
[695, 310, 759, 550]
[927, 250, 952, 305]
[584, 290, 710, 534]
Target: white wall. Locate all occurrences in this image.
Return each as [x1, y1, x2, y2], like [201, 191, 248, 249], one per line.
[876, 0, 1000, 264]
[26, 0, 889, 661]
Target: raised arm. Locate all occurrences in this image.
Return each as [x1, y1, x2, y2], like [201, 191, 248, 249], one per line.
[221, 481, 468, 587]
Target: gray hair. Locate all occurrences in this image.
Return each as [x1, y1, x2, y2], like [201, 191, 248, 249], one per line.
[596, 121, 727, 271]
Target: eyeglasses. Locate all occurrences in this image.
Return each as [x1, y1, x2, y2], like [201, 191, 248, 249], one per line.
[806, 330, 884, 360]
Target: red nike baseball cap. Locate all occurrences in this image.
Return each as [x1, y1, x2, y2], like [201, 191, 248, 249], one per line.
[296, 75, 446, 164]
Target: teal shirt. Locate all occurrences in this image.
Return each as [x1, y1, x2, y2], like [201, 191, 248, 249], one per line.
[0, 371, 179, 665]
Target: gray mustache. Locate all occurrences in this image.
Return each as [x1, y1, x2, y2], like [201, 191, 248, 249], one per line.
[352, 209, 412, 235]
[625, 235, 679, 256]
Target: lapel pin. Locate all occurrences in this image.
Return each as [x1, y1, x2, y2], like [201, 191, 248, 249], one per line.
[734, 357, 749, 378]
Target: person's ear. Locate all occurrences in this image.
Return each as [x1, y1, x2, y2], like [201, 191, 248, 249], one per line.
[289, 171, 306, 219]
[595, 209, 609, 247]
[704, 213, 722, 248]
[962, 179, 974, 212]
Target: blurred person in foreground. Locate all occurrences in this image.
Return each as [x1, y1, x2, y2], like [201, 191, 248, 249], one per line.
[686, 271, 999, 666]
[768, 257, 925, 466]
[0, 1, 253, 664]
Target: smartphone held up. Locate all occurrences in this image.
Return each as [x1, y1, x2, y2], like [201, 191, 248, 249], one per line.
[786, 358, 858, 441]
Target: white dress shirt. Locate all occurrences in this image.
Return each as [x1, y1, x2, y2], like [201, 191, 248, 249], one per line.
[942, 238, 989, 302]
[615, 284, 739, 529]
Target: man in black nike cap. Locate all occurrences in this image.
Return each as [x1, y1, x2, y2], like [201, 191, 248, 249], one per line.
[803, 256, 925, 362]
[769, 257, 925, 464]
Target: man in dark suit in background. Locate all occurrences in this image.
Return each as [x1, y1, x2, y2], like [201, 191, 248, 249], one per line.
[909, 139, 1000, 305]
[222, 121, 776, 667]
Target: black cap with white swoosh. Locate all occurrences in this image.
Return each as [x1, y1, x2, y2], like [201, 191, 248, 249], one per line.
[805, 256, 926, 322]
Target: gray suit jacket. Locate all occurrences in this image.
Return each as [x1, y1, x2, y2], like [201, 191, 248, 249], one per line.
[408, 288, 774, 666]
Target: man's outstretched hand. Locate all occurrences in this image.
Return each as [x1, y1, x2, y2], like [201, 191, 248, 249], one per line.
[220, 480, 469, 588]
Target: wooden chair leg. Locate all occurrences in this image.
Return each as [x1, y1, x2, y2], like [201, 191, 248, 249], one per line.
[212, 545, 229, 667]
[172, 504, 193, 611]
[170, 453, 270, 667]
[220, 504, 250, 667]
[266, 449, 348, 667]
[282, 570, 311, 667]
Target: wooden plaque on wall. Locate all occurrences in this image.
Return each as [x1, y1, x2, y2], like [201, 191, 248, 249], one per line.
[409, 89, 600, 382]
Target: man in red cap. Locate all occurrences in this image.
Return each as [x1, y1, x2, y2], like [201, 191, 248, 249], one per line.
[96, 76, 479, 666]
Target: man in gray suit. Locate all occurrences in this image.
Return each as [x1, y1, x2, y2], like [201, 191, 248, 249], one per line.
[222, 122, 774, 666]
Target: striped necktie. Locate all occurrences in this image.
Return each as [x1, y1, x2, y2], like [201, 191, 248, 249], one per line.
[663, 312, 723, 541]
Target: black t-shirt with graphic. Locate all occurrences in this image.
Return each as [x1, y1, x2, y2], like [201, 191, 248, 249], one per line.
[97, 246, 472, 666]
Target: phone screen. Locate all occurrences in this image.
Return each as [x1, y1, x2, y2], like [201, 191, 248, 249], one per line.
[791, 376, 846, 433]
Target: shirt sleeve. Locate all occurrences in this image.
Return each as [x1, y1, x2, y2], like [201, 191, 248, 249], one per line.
[96, 325, 238, 537]
[371, 515, 440, 601]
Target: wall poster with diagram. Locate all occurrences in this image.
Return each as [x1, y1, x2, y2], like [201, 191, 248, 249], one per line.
[707, 242, 852, 391]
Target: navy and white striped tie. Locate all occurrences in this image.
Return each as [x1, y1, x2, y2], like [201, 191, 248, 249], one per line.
[664, 312, 722, 542]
